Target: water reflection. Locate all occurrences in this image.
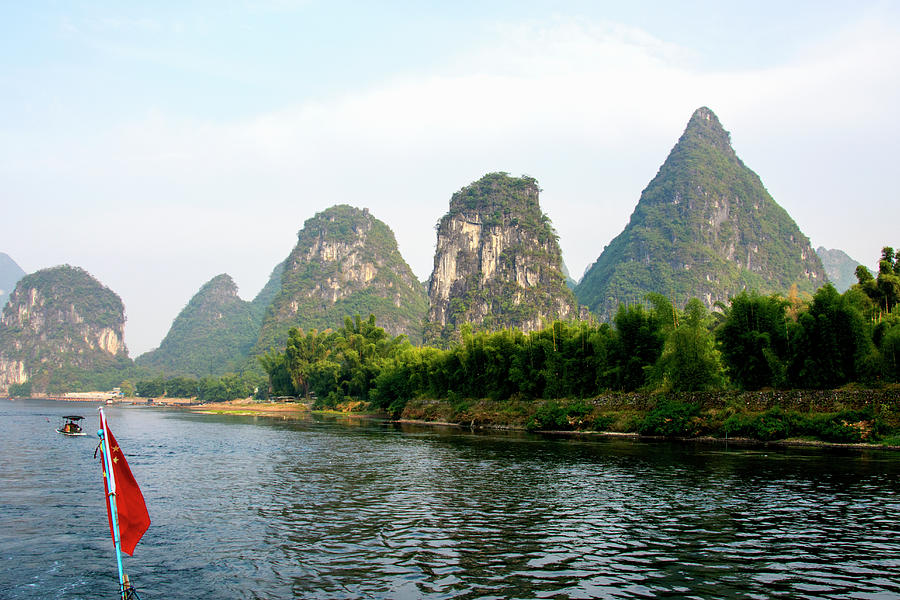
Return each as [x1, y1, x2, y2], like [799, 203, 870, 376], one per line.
[2, 400, 899, 599]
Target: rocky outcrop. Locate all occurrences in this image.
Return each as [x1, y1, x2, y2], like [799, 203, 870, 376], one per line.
[425, 173, 578, 341]
[576, 107, 825, 319]
[0, 265, 129, 394]
[136, 273, 259, 377]
[253, 205, 427, 352]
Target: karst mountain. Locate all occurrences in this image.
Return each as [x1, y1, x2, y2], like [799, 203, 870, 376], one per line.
[253, 205, 428, 353]
[576, 107, 825, 317]
[425, 172, 578, 342]
[0, 265, 130, 394]
[135, 274, 260, 377]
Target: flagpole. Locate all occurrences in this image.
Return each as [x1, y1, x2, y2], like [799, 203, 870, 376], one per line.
[99, 407, 128, 600]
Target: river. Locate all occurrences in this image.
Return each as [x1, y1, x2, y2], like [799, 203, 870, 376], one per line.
[2, 399, 899, 599]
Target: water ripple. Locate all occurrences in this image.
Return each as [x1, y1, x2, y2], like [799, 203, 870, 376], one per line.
[3, 402, 900, 598]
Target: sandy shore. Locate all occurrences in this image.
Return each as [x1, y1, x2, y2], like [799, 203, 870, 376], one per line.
[189, 399, 312, 415]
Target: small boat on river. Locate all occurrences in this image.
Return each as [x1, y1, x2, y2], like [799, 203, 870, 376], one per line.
[57, 415, 86, 436]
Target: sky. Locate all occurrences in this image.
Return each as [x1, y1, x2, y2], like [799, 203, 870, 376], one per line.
[2, 1, 899, 356]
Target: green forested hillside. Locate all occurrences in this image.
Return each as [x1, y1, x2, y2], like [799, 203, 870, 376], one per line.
[576, 107, 825, 319]
[135, 274, 259, 377]
[0, 265, 131, 393]
[253, 205, 428, 354]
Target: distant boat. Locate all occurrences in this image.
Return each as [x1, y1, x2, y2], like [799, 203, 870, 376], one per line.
[57, 415, 87, 436]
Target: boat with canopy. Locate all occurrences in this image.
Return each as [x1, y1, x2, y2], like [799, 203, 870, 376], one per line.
[57, 415, 86, 436]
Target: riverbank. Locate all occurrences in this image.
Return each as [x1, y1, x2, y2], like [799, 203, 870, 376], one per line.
[396, 389, 900, 448]
[170, 389, 900, 449]
[394, 417, 900, 451]
[189, 399, 312, 415]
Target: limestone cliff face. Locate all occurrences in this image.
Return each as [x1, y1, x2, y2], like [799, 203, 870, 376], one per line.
[576, 107, 825, 319]
[0, 265, 128, 394]
[426, 173, 578, 340]
[253, 205, 427, 351]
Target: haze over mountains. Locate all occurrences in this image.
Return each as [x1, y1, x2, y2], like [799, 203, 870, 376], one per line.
[0, 107, 871, 389]
[816, 247, 865, 293]
[0, 253, 25, 310]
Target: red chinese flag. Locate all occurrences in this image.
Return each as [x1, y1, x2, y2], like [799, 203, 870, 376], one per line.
[101, 425, 150, 556]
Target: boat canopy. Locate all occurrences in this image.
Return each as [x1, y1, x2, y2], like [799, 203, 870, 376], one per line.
[62, 415, 85, 420]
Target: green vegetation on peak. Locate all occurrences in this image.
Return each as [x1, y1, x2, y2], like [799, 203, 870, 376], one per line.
[0, 264, 131, 394]
[576, 106, 825, 319]
[426, 173, 577, 342]
[7, 265, 125, 332]
[447, 172, 542, 223]
[681, 106, 735, 159]
[252, 205, 427, 354]
[136, 273, 259, 377]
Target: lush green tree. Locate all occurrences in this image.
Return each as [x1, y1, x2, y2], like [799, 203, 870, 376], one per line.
[871, 311, 900, 382]
[654, 299, 726, 392]
[605, 304, 666, 391]
[258, 348, 294, 397]
[118, 380, 136, 397]
[166, 376, 199, 398]
[8, 381, 32, 397]
[854, 246, 900, 316]
[787, 284, 872, 388]
[715, 292, 790, 390]
[136, 376, 166, 398]
[285, 328, 333, 398]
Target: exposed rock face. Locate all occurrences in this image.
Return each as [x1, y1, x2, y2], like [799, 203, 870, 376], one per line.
[816, 247, 864, 293]
[254, 205, 427, 352]
[576, 107, 825, 319]
[136, 273, 259, 377]
[0, 253, 26, 310]
[0, 265, 128, 394]
[426, 173, 578, 341]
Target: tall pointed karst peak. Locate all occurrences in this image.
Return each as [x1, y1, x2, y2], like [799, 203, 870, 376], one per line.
[184, 273, 245, 315]
[672, 106, 736, 160]
[575, 107, 824, 319]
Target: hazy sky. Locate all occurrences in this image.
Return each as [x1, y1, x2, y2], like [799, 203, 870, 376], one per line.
[3, 1, 899, 356]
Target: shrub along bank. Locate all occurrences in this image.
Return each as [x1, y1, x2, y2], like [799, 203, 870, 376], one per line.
[400, 389, 900, 446]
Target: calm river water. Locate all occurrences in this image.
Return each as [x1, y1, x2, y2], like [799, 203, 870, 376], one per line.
[2, 399, 900, 599]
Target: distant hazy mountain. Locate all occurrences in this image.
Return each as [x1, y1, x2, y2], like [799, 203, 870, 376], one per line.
[576, 107, 825, 318]
[816, 247, 864, 292]
[0, 253, 26, 310]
